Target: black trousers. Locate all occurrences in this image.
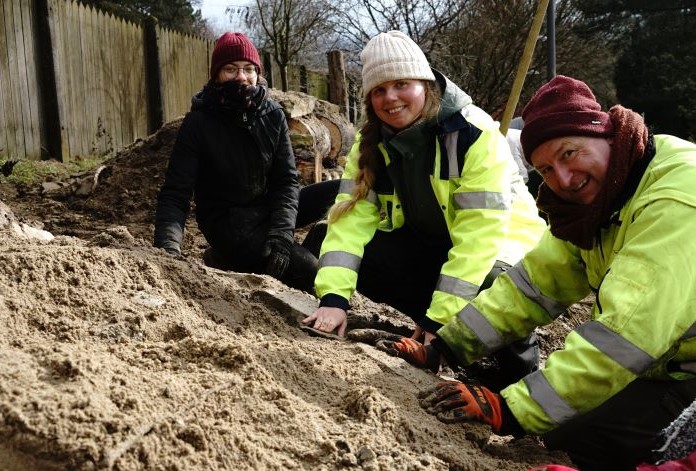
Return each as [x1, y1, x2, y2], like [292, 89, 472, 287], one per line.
[543, 377, 696, 471]
[199, 180, 339, 292]
[296, 179, 340, 228]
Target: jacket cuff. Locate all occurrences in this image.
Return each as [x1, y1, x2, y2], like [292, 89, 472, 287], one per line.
[418, 315, 443, 334]
[430, 337, 460, 369]
[498, 397, 526, 437]
[319, 293, 350, 311]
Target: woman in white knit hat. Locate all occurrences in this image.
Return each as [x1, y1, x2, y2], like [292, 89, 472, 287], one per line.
[302, 31, 546, 387]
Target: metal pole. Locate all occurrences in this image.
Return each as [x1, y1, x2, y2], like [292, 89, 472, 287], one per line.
[546, 0, 556, 80]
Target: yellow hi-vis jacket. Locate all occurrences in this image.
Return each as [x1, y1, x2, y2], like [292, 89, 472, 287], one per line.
[438, 135, 696, 435]
[314, 73, 546, 326]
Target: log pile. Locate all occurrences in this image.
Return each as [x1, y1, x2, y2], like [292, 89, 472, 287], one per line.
[269, 89, 355, 185]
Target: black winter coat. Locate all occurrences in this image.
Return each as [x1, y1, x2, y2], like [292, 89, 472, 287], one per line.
[153, 86, 299, 254]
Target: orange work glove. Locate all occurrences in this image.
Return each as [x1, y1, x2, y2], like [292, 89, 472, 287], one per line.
[419, 381, 506, 432]
[375, 336, 441, 373]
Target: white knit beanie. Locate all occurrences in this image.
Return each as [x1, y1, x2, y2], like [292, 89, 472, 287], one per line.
[360, 31, 435, 97]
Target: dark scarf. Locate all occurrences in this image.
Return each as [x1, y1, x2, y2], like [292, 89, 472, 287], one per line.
[536, 105, 654, 249]
[194, 81, 268, 126]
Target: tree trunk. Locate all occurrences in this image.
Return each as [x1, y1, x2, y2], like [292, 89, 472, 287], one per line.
[280, 64, 289, 92]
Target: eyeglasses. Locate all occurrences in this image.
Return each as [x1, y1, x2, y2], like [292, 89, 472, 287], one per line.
[223, 65, 257, 77]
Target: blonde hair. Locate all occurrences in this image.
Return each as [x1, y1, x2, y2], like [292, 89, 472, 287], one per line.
[329, 80, 441, 222]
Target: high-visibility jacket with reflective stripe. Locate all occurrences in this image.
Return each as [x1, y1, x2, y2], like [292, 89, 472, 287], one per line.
[438, 135, 696, 435]
[315, 101, 546, 326]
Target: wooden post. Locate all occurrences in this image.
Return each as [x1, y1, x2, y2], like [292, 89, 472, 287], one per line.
[500, 0, 550, 135]
[263, 51, 273, 88]
[299, 65, 308, 93]
[327, 50, 349, 118]
[347, 79, 359, 124]
[144, 16, 163, 134]
[34, 0, 62, 160]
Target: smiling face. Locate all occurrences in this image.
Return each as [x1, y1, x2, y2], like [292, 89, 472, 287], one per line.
[531, 136, 612, 205]
[369, 79, 427, 130]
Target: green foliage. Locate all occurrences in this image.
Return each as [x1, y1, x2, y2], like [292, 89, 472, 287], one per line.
[542, 0, 696, 139]
[1, 156, 107, 187]
[614, 7, 696, 140]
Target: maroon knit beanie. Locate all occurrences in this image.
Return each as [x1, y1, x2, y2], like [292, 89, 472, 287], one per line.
[210, 32, 262, 79]
[520, 75, 614, 162]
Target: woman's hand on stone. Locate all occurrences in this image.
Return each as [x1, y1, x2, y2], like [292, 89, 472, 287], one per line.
[302, 307, 348, 337]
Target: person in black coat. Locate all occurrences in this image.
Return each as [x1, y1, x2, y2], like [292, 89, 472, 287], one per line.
[154, 32, 323, 292]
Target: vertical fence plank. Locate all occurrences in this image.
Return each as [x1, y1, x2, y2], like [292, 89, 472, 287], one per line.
[3, 0, 24, 159]
[19, 0, 41, 159]
[130, 20, 147, 141]
[63, 0, 82, 159]
[0, 0, 12, 160]
[112, 15, 124, 149]
[80, 3, 93, 154]
[99, 10, 116, 156]
[74, 0, 88, 157]
[51, 0, 72, 159]
[129, 19, 146, 142]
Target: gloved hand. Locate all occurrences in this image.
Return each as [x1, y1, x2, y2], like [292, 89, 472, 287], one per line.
[376, 336, 441, 373]
[163, 247, 180, 256]
[158, 245, 185, 260]
[419, 381, 504, 431]
[262, 235, 292, 279]
[346, 329, 440, 373]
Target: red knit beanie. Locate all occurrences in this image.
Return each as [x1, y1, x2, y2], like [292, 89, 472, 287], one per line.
[520, 75, 614, 162]
[210, 32, 262, 79]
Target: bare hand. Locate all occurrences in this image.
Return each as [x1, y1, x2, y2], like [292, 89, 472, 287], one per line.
[302, 307, 347, 337]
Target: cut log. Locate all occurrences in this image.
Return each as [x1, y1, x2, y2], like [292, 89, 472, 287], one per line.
[287, 115, 331, 161]
[269, 88, 355, 184]
[269, 89, 317, 118]
[318, 114, 355, 165]
[293, 147, 321, 185]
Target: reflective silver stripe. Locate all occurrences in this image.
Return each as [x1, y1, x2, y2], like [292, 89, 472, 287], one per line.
[524, 370, 579, 426]
[507, 262, 568, 319]
[338, 179, 379, 206]
[436, 274, 479, 301]
[318, 251, 361, 272]
[680, 322, 696, 340]
[457, 303, 504, 352]
[575, 321, 655, 375]
[444, 131, 460, 178]
[453, 191, 510, 211]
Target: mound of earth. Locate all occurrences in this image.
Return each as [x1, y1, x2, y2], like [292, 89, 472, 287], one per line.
[0, 119, 585, 470]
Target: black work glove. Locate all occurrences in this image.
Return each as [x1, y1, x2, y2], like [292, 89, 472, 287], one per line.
[160, 246, 186, 261]
[262, 234, 292, 280]
[163, 246, 180, 256]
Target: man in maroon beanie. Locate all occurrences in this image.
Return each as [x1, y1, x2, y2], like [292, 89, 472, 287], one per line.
[153, 32, 321, 291]
[385, 75, 696, 470]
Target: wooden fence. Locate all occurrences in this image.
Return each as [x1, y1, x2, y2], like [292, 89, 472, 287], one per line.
[0, 0, 350, 163]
